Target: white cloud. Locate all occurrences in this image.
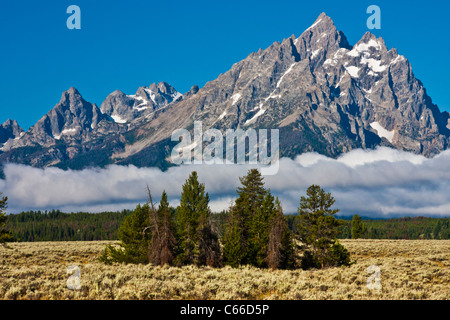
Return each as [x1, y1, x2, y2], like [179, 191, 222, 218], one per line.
[1, 147, 450, 218]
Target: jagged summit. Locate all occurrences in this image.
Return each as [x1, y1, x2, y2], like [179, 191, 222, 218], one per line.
[1, 13, 448, 169]
[0, 119, 24, 145]
[302, 12, 336, 33]
[100, 81, 182, 123]
[294, 12, 352, 62]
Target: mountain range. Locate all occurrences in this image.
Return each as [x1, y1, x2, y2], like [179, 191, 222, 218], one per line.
[1, 12, 449, 171]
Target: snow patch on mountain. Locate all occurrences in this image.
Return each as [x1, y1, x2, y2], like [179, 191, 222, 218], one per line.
[345, 66, 360, 78]
[111, 115, 127, 124]
[347, 39, 382, 57]
[231, 93, 241, 105]
[245, 104, 266, 125]
[277, 63, 296, 88]
[370, 122, 395, 143]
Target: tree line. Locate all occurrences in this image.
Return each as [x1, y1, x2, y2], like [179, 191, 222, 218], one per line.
[3, 202, 450, 244]
[337, 215, 450, 240]
[99, 169, 351, 270]
[4, 209, 131, 242]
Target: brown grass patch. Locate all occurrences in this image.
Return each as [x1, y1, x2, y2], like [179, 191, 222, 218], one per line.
[0, 240, 449, 300]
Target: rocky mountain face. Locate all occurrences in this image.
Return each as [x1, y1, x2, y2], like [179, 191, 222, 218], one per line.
[0, 87, 128, 167]
[0, 119, 24, 144]
[100, 82, 183, 123]
[1, 13, 449, 170]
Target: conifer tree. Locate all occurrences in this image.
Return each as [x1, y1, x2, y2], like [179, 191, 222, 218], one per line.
[176, 171, 221, 267]
[223, 169, 267, 266]
[351, 214, 367, 239]
[158, 191, 177, 266]
[267, 197, 296, 269]
[250, 191, 274, 268]
[197, 208, 222, 267]
[100, 203, 151, 264]
[222, 203, 246, 268]
[0, 193, 15, 244]
[149, 190, 177, 266]
[295, 185, 350, 269]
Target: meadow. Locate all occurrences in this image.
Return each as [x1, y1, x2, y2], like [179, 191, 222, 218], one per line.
[0, 240, 449, 300]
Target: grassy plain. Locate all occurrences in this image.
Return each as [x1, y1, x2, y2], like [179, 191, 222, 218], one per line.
[0, 240, 449, 300]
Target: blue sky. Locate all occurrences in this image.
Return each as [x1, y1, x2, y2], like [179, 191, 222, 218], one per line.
[0, 0, 449, 130]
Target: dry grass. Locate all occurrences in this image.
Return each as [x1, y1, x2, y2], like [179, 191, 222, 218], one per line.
[0, 240, 449, 300]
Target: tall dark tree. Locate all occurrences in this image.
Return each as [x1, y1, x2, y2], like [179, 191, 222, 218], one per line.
[158, 191, 177, 266]
[222, 204, 246, 268]
[295, 185, 350, 269]
[351, 214, 367, 239]
[197, 207, 222, 267]
[148, 190, 177, 266]
[223, 169, 266, 266]
[267, 197, 296, 269]
[250, 191, 274, 268]
[176, 171, 221, 267]
[0, 193, 15, 243]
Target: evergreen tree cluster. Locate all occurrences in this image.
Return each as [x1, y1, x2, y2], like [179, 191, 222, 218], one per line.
[222, 169, 295, 269]
[100, 169, 350, 270]
[100, 172, 221, 267]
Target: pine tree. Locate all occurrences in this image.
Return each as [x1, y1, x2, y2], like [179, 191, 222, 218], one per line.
[197, 208, 222, 267]
[100, 203, 151, 264]
[237, 169, 266, 217]
[222, 204, 246, 268]
[158, 191, 177, 266]
[148, 189, 177, 266]
[295, 185, 350, 269]
[351, 214, 367, 239]
[223, 169, 267, 266]
[176, 171, 221, 267]
[250, 191, 274, 268]
[0, 193, 15, 244]
[266, 197, 296, 269]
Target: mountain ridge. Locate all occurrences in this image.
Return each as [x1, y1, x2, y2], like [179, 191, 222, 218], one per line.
[1, 12, 449, 170]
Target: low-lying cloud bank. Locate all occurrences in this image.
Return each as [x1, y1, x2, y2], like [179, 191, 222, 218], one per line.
[1, 147, 450, 218]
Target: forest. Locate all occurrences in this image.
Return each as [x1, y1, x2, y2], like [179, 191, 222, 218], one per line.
[5, 208, 450, 242]
[4, 209, 131, 241]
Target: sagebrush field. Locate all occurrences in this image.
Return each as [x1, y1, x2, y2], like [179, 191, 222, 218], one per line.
[0, 240, 449, 300]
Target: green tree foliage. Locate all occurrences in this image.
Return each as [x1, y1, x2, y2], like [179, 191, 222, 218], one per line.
[149, 190, 177, 266]
[431, 220, 450, 240]
[250, 191, 274, 268]
[100, 203, 152, 264]
[0, 193, 15, 243]
[222, 207, 246, 268]
[337, 216, 450, 240]
[6, 210, 130, 241]
[267, 197, 296, 269]
[176, 171, 221, 267]
[223, 169, 266, 267]
[223, 169, 296, 269]
[351, 214, 367, 239]
[295, 185, 351, 269]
